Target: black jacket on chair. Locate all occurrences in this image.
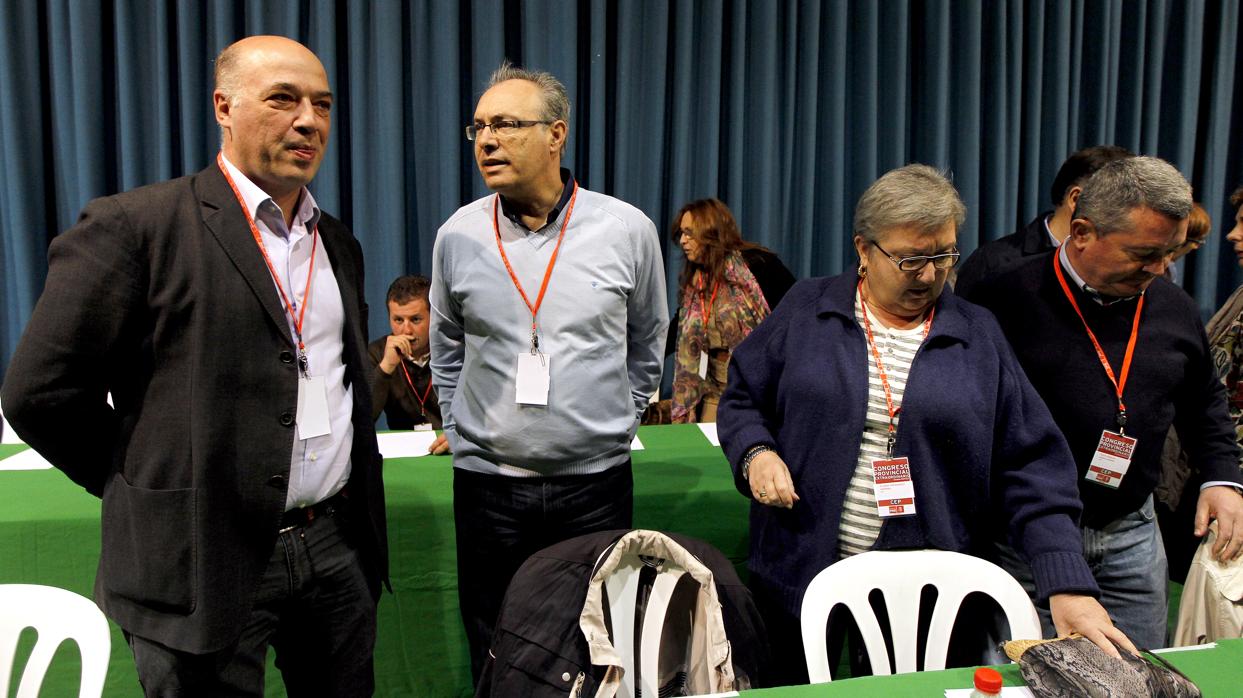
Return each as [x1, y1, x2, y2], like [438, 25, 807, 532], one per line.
[476, 529, 768, 697]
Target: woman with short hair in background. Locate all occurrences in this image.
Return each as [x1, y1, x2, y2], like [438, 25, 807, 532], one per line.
[1164, 201, 1211, 283]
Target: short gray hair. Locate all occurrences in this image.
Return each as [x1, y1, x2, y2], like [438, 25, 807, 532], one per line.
[853, 164, 966, 242]
[1074, 156, 1192, 234]
[487, 61, 570, 154]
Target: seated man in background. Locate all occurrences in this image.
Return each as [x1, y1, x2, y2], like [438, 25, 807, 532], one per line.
[369, 275, 450, 453]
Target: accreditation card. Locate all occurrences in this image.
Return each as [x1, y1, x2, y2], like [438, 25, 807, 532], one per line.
[1085, 430, 1137, 489]
[871, 456, 917, 518]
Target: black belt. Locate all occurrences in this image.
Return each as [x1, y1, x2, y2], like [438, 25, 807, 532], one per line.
[279, 488, 349, 533]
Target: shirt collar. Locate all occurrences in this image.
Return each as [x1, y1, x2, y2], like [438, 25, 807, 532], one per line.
[1043, 213, 1059, 246]
[219, 153, 321, 236]
[1057, 242, 1141, 306]
[499, 168, 575, 231]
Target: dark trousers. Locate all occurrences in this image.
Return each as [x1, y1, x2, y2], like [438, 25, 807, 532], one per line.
[454, 462, 634, 685]
[127, 510, 377, 697]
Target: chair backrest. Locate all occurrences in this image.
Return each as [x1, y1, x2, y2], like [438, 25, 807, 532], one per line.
[799, 550, 1040, 683]
[603, 556, 692, 698]
[0, 584, 111, 698]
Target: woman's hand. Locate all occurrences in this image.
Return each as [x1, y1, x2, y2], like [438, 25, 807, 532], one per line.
[748, 451, 800, 508]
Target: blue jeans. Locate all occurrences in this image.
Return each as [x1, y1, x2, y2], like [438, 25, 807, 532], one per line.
[998, 494, 1168, 649]
[127, 508, 377, 696]
[454, 463, 633, 684]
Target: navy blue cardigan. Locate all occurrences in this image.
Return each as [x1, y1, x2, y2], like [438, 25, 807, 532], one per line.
[717, 272, 1098, 616]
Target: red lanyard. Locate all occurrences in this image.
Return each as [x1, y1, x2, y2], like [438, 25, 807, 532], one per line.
[492, 183, 579, 352]
[216, 152, 319, 369]
[1052, 252, 1144, 432]
[398, 361, 435, 414]
[696, 272, 721, 327]
[857, 278, 934, 455]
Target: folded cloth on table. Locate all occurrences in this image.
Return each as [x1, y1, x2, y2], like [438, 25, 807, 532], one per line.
[1002, 635, 1200, 697]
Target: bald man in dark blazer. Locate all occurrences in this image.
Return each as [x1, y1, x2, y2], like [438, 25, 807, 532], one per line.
[2, 36, 386, 696]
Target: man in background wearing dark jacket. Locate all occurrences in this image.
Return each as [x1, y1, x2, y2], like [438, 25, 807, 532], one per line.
[956, 145, 1132, 297]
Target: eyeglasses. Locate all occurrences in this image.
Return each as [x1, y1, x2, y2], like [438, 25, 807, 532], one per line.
[465, 120, 552, 141]
[871, 240, 960, 272]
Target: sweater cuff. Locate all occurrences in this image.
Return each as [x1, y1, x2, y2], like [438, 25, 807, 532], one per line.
[723, 424, 776, 496]
[1029, 551, 1099, 603]
[724, 424, 776, 467]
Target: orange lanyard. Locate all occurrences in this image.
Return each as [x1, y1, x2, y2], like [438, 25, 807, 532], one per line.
[217, 152, 319, 373]
[492, 183, 579, 352]
[696, 272, 721, 327]
[857, 279, 934, 455]
[1052, 253, 1144, 433]
[398, 361, 435, 414]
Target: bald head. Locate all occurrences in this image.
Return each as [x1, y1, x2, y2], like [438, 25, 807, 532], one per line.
[212, 36, 333, 216]
[214, 36, 325, 106]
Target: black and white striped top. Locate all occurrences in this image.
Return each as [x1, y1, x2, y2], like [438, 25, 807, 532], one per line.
[838, 294, 928, 558]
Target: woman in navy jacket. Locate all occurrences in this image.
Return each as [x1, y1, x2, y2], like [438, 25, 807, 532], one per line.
[717, 164, 1136, 685]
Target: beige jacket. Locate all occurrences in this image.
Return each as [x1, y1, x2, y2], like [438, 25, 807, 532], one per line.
[576, 530, 736, 697]
[1174, 523, 1243, 645]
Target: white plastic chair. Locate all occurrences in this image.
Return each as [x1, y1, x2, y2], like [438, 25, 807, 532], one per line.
[0, 584, 111, 697]
[604, 556, 689, 698]
[800, 550, 1040, 683]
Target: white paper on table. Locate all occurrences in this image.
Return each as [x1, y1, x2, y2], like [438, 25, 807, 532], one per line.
[945, 688, 1034, 697]
[698, 422, 720, 446]
[1153, 642, 1217, 653]
[0, 448, 53, 470]
[377, 431, 438, 458]
[631, 436, 644, 450]
[0, 410, 24, 444]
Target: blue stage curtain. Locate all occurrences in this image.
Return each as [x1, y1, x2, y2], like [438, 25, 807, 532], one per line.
[2, 0, 1241, 377]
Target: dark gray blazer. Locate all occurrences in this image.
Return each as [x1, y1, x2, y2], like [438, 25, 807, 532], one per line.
[1, 164, 387, 653]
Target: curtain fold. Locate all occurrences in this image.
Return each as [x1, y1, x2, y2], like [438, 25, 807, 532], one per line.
[2, 0, 1242, 378]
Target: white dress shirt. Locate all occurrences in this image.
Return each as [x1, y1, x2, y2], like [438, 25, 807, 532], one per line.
[220, 155, 353, 510]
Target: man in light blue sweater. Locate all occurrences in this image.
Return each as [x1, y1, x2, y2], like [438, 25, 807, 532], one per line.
[429, 62, 668, 682]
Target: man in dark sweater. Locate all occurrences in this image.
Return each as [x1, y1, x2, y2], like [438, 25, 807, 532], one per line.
[368, 275, 450, 453]
[964, 157, 1243, 649]
[955, 145, 1132, 297]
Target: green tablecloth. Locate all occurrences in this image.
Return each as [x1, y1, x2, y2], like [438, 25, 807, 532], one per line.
[0, 425, 747, 696]
[2, 428, 1239, 696]
[742, 639, 1243, 696]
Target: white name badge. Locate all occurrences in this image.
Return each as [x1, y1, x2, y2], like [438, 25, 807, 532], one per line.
[697, 351, 709, 379]
[1086, 430, 1137, 489]
[515, 353, 551, 406]
[296, 375, 331, 440]
[871, 457, 917, 518]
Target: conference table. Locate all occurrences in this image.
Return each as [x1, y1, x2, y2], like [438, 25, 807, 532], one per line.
[2, 425, 1240, 696]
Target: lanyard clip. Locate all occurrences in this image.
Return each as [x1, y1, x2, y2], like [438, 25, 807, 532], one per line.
[1116, 408, 1127, 435]
[530, 329, 539, 356]
[886, 432, 896, 458]
[298, 350, 309, 376]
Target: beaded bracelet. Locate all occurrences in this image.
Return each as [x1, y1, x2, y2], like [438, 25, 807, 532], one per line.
[741, 444, 773, 481]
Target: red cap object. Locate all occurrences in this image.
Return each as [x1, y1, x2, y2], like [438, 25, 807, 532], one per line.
[974, 667, 1004, 693]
